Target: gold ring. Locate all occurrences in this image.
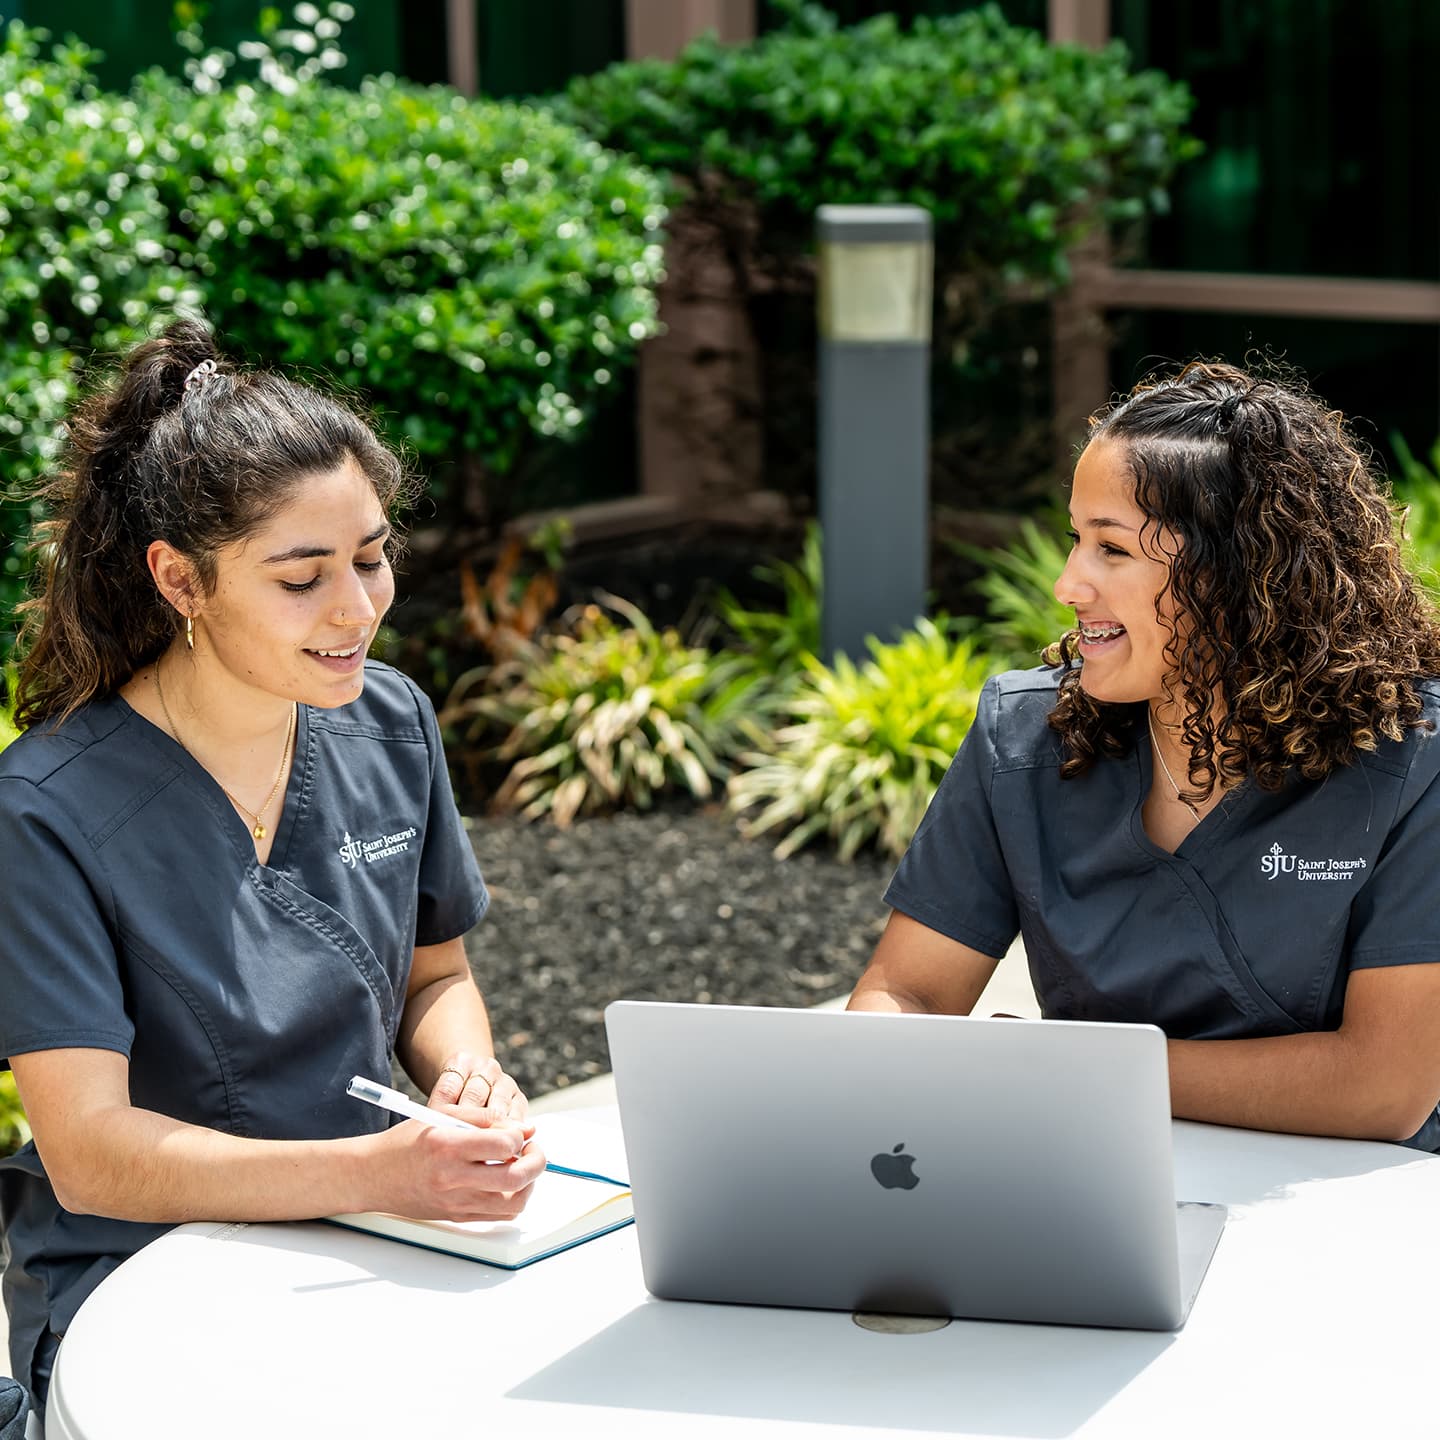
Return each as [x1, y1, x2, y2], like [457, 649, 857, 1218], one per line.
[466, 1074, 495, 1092]
[439, 1067, 465, 1081]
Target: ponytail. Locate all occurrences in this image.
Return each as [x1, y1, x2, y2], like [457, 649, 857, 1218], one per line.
[14, 317, 408, 730]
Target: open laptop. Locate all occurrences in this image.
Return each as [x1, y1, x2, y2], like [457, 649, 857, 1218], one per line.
[603, 1002, 1226, 1331]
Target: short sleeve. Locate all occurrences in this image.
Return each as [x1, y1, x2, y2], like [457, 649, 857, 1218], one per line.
[0, 779, 134, 1067]
[1346, 732, 1440, 970]
[883, 677, 1021, 958]
[410, 686, 489, 948]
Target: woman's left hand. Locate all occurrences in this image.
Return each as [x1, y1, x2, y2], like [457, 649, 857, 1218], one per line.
[428, 1053, 528, 1122]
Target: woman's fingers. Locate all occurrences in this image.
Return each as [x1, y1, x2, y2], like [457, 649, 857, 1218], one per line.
[484, 1071, 528, 1121]
[435, 1131, 547, 1221]
[428, 1061, 472, 1108]
[428, 1053, 529, 1122]
[459, 1063, 500, 1110]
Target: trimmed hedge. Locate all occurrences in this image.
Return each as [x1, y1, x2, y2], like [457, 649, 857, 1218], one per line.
[0, 16, 668, 652]
[559, 2, 1199, 284]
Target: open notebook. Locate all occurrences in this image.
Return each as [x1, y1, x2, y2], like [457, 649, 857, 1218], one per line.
[327, 1110, 633, 1269]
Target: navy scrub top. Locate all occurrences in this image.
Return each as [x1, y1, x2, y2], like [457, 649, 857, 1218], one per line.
[0, 662, 488, 1391]
[886, 667, 1440, 1152]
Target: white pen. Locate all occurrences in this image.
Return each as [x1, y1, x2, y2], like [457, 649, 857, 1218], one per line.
[346, 1075, 477, 1132]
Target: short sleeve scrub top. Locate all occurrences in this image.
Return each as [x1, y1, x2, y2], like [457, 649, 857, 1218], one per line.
[886, 667, 1440, 1152]
[0, 662, 489, 1392]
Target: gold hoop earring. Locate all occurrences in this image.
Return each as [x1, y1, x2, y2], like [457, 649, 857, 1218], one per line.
[185, 613, 195, 651]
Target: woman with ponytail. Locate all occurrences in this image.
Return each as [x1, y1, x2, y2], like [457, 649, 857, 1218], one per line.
[852, 360, 1440, 1150]
[0, 319, 541, 1407]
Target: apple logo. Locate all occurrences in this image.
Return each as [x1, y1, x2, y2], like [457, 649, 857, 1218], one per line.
[870, 1142, 920, 1191]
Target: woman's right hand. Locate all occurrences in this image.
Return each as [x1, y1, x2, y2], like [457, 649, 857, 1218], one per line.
[359, 1114, 547, 1223]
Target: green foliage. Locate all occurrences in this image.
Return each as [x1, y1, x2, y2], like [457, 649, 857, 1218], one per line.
[960, 514, 1076, 668]
[712, 521, 822, 698]
[560, 3, 1199, 284]
[442, 596, 750, 825]
[0, 27, 184, 656]
[0, 681, 22, 1154]
[728, 619, 995, 860]
[0, 1072, 27, 1157]
[0, 664, 16, 749]
[1392, 434, 1440, 603]
[0, 493, 39, 659]
[0, 11, 668, 643]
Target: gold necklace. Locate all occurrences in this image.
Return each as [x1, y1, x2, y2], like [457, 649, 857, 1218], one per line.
[154, 665, 297, 841]
[1147, 709, 1202, 822]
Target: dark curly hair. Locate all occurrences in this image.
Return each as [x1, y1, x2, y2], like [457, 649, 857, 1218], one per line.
[1047, 359, 1440, 801]
[15, 316, 415, 731]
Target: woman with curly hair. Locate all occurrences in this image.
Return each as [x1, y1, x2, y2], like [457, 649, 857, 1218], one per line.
[850, 360, 1440, 1149]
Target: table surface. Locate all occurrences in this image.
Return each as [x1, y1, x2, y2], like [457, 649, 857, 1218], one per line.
[46, 1109, 1440, 1440]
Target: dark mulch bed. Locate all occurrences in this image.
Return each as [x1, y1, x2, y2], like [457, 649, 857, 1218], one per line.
[458, 803, 893, 1099]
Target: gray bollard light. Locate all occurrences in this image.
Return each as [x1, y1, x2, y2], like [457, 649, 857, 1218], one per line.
[816, 204, 933, 663]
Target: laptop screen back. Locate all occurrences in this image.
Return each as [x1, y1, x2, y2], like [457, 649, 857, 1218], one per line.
[605, 1002, 1193, 1330]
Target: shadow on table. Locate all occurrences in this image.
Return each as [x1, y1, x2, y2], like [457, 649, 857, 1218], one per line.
[1172, 1121, 1437, 1209]
[206, 1220, 523, 1298]
[509, 1297, 1173, 1437]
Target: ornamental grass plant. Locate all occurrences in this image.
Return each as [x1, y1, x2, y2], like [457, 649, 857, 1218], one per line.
[710, 521, 822, 716]
[1, 664, 17, 750]
[1392, 435, 1440, 604]
[958, 513, 1077, 669]
[0, 1074, 26, 1157]
[728, 620, 995, 861]
[442, 597, 752, 826]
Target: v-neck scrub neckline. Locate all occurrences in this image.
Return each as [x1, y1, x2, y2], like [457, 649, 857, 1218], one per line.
[1130, 739, 1251, 866]
[119, 694, 313, 873]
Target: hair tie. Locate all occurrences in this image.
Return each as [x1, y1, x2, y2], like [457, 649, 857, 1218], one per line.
[183, 359, 218, 394]
[1215, 393, 1244, 435]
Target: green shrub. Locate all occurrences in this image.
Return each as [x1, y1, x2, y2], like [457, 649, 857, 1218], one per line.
[728, 619, 995, 860]
[711, 520, 822, 703]
[0, 11, 668, 651]
[0, 1072, 26, 1157]
[0, 508, 29, 661]
[138, 33, 667, 484]
[959, 514, 1076, 669]
[0, 27, 192, 656]
[0, 695, 22, 1154]
[0, 666, 16, 749]
[560, 2, 1198, 286]
[442, 596, 750, 824]
[1392, 434, 1440, 602]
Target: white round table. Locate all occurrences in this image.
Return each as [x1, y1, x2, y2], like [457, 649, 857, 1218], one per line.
[46, 1112, 1440, 1439]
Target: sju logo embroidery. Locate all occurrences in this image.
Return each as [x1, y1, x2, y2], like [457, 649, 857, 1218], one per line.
[1260, 841, 1366, 882]
[1261, 842, 1296, 878]
[339, 827, 417, 869]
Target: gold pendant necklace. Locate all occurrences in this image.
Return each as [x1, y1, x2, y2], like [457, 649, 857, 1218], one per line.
[154, 666, 296, 841]
[1147, 709, 1202, 822]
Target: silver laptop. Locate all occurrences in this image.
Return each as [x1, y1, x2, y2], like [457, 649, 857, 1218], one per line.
[604, 1002, 1226, 1331]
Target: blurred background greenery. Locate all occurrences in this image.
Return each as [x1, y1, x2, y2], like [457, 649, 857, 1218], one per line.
[0, 0, 1435, 868]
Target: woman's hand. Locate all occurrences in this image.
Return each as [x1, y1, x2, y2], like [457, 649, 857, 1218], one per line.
[9, 1046, 545, 1225]
[396, 939, 531, 1121]
[361, 1113, 546, 1223]
[427, 1052, 528, 1122]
